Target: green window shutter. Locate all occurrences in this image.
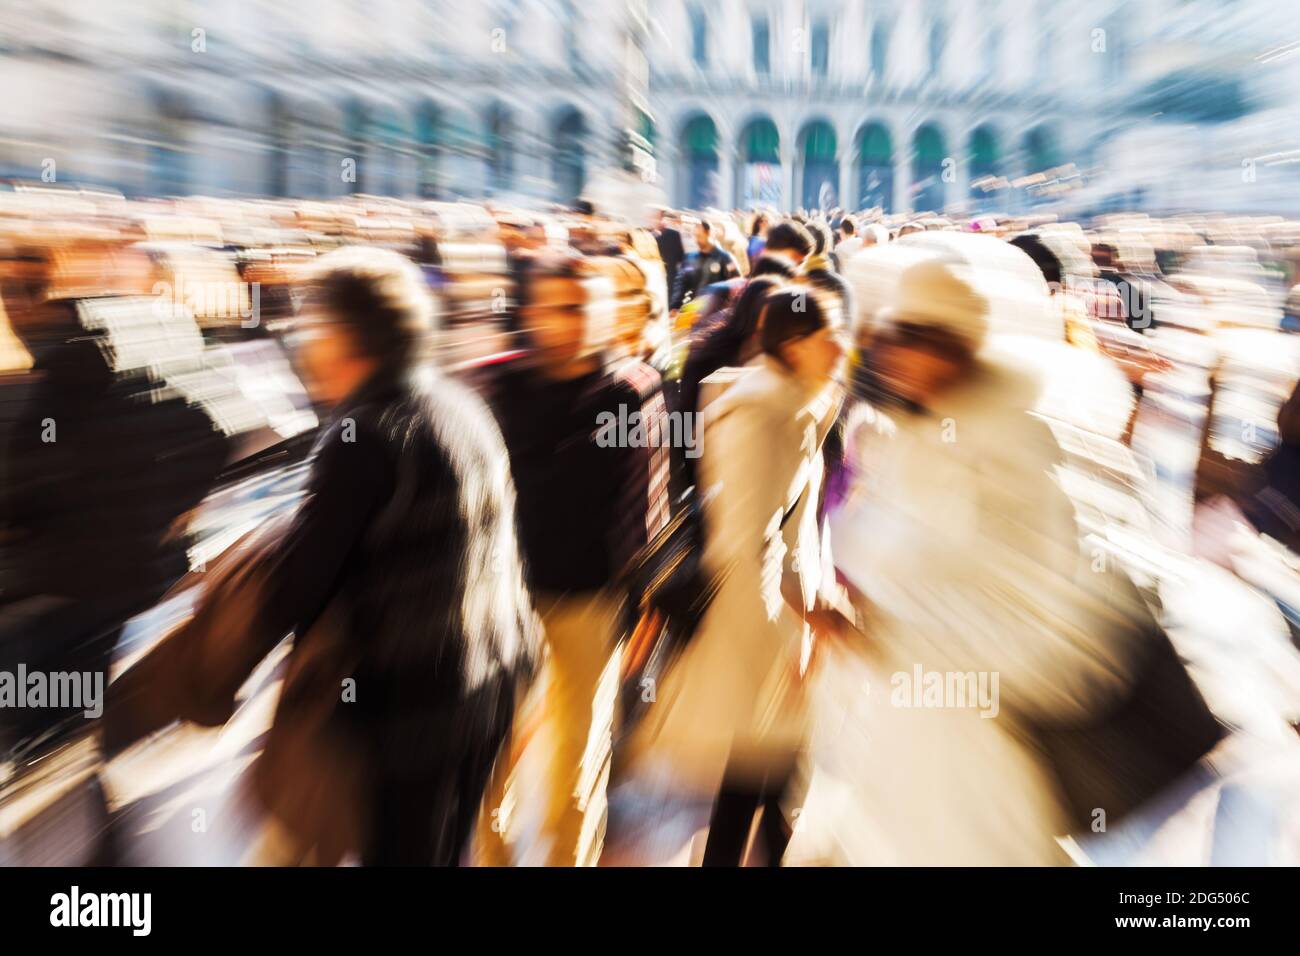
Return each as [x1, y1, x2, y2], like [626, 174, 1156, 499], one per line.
[859, 124, 892, 164]
[914, 126, 945, 165]
[970, 128, 998, 172]
[682, 116, 718, 157]
[802, 123, 837, 162]
[744, 119, 780, 163]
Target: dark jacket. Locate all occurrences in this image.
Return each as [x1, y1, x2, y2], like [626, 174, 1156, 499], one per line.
[674, 244, 739, 310]
[655, 226, 686, 309]
[106, 365, 541, 865]
[489, 358, 670, 594]
[1, 299, 229, 610]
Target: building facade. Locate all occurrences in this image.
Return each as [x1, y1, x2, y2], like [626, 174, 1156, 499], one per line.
[1, 0, 1298, 217]
[0, 0, 633, 204]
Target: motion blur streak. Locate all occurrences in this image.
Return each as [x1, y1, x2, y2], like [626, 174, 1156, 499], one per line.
[2, 1, 1300, 869]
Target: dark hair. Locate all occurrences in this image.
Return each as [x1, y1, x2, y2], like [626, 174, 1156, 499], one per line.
[1009, 234, 1063, 287]
[807, 219, 834, 257]
[750, 212, 769, 238]
[764, 221, 814, 258]
[760, 285, 831, 360]
[304, 246, 434, 368]
[696, 219, 713, 236]
[875, 320, 975, 364]
[731, 274, 784, 341]
[840, 216, 857, 236]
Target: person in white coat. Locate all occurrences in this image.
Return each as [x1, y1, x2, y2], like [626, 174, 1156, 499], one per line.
[630, 285, 856, 866]
[826, 259, 1139, 865]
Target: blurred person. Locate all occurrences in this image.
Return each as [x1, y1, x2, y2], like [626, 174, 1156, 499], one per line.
[897, 221, 925, 238]
[800, 220, 858, 515]
[1010, 233, 1098, 350]
[630, 286, 855, 867]
[675, 218, 813, 341]
[111, 246, 540, 865]
[1284, 283, 1300, 334]
[717, 217, 751, 278]
[827, 259, 1146, 864]
[673, 219, 739, 310]
[861, 223, 889, 249]
[652, 207, 686, 318]
[484, 253, 669, 866]
[747, 212, 770, 265]
[836, 216, 863, 262]
[749, 219, 814, 279]
[802, 220, 854, 317]
[1198, 377, 1300, 563]
[0, 248, 230, 755]
[277, 246, 539, 865]
[674, 220, 816, 452]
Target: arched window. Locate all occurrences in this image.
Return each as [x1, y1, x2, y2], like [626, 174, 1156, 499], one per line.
[968, 126, 1000, 210]
[799, 120, 838, 211]
[553, 107, 586, 203]
[912, 124, 947, 212]
[738, 116, 781, 209]
[1023, 126, 1059, 174]
[343, 98, 367, 194]
[486, 103, 514, 194]
[680, 114, 719, 208]
[857, 122, 893, 212]
[415, 101, 441, 199]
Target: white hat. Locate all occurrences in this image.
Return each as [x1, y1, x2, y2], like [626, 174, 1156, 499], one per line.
[882, 259, 990, 354]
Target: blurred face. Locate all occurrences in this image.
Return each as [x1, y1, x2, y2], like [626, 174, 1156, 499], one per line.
[1, 260, 50, 312]
[293, 310, 370, 406]
[694, 223, 712, 251]
[870, 339, 967, 404]
[782, 310, 849, 386]
[520, 275, 591, 375]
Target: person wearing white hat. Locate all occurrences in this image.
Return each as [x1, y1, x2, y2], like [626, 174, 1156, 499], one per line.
[819, 258, 1140, 865]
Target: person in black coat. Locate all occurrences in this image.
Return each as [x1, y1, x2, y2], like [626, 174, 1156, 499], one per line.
[652, 207, 685, 312]
[256, 247, 540, 865]
[482, 252, 669, 865]
[1, 280, 230, 756]
[674, 220, 739, 310]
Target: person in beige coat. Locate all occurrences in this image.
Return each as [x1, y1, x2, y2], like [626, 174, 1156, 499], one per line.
[630, 285, 856, 866]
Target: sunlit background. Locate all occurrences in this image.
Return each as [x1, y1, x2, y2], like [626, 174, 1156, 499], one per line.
[1, 0, 1298, 216]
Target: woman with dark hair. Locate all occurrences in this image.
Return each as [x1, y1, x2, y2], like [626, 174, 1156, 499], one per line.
[630, 285, 857, 866]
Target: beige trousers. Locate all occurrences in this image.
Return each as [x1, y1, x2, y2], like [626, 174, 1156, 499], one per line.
[476, 589, 624, 866]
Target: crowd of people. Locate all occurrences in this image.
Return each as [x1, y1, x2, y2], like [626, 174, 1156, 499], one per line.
[3, 185, 1300, 866]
